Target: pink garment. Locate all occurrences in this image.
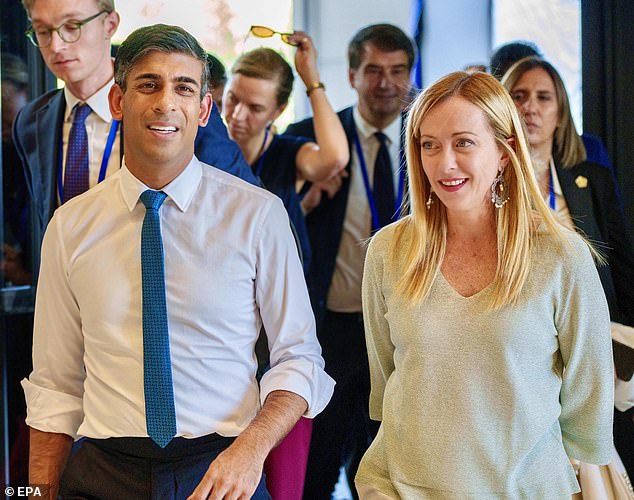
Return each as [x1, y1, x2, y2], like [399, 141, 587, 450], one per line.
[264, 417, 313, 500]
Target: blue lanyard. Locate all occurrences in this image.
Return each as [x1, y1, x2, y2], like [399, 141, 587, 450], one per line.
[57, 119, 120, 204]
[352, 126, 405, 232]
[548, 159, 556, 210]
[253, 126, 271, 178]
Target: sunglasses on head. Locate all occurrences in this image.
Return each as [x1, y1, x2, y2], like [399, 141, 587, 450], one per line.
[249, 25, 297, 46]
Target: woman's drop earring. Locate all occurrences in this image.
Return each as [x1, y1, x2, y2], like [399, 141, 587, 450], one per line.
[490, 171, 509, 208]
[426, 191, 433, 210]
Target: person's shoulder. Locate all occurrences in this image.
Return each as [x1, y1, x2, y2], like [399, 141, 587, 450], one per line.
[566, 159, 612, 179]
[337, 106, 354, 120]
[565, 159, 617, 197]
[199, 161, 277, 203]
[49, 171, 121, 233]
[534, 226, 594, 275]
[367, 220, 403, 257]
[16, 88, 62, 123]
[285, 106, 353, 136]
[285, 115, 314, 137]
[60, 170, 120, 210]
[581, 133, 612, 167]
[274, 133, 311, 153]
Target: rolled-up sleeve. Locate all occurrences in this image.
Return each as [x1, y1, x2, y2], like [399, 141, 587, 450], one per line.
[255, 198, 334, 417]
[557, 239, 614, 464]
[22, 212, 86, 439]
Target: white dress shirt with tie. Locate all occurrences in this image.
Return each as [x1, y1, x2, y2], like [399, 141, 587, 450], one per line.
[62, 81, 121, 190]
[327, 106, 402, 312]
[23, 156, 334, 440]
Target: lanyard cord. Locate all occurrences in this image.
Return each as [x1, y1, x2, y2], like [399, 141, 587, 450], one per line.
[253, 126, 271, 178]
[351, 124, 405, 232]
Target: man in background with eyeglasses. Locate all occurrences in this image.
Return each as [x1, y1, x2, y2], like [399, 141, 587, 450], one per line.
[12, 0, 258, 279]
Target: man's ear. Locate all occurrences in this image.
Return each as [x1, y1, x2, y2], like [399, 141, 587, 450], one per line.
[198, 92, 213, 127]
[348, 68, 357, 89]
[104, 11, 120, 39]
[108, 83, 124, 121]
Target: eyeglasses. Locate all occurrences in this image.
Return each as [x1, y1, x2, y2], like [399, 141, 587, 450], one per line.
[25, 10, 108, 48]
[249, 25, 297, 46]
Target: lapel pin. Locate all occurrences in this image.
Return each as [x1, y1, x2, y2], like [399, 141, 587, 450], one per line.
[575, 175, 588, 189]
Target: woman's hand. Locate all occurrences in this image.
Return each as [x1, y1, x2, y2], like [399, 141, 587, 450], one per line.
[287, 31, 320, 88]
[301, 170, 347, 214]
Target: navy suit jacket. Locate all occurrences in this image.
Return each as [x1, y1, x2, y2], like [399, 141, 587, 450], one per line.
[556, 160, 634, 326]
[285, 107, 360, 322]
[13, 89, 256, 277]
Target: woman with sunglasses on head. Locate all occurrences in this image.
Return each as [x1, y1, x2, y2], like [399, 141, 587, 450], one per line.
[356, 70, 613, 499]
[502, 58, 634, 477]
[224, 32, 348, 279]
[223, 32, 348, 500]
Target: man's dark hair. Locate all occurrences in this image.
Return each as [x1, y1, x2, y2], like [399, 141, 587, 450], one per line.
[489, 41, 542, 80]
[348, 23, 416, 71]
[114, 24, 209, 98]
[206, 53, 226, 89]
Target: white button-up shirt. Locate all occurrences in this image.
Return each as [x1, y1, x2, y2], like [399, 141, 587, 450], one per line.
[327, 106, 402, 312]
[23, 156, 334, 440]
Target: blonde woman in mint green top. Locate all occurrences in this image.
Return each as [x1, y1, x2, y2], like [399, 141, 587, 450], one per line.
[356, 71, 614, 499]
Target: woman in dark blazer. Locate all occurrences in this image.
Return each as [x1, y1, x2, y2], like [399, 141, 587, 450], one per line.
[503, 56, 634, 476]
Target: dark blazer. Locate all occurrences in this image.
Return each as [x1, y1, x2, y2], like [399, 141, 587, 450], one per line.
[194, 104, 259, 187]
[285, 107, 358, 322]
[556, 160, 634, 326]
[13, 89, 256, 276]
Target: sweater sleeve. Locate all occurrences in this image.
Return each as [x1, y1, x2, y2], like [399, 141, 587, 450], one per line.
[555, 236, 614, 464]
[362, 234, 395, 421]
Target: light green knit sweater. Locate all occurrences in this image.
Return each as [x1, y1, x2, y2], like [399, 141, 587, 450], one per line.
[357, 224, 614, 499]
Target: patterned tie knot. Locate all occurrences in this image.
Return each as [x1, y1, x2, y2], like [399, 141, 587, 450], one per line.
[73, 103, 92, 125]
[375, 131, 389, 146]
[140, 190, 167, 211]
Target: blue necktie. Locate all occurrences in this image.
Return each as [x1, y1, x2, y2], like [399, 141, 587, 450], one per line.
[140, 190, 176, 448]
[63, 104, 92, 202]
[374, 131, 395, 228]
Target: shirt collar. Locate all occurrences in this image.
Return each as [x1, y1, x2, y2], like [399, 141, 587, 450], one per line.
[119, 155, 203, 213]
[64, 77, 115, 123]
[353, 105, 402, 146]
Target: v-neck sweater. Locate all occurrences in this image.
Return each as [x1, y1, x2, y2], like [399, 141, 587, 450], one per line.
[357, 222, 614, 499]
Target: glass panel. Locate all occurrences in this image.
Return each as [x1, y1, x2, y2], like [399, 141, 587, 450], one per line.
[112, 0, 296, 129]
[493, 0, 582, 131]
[1, 48, 36, 489]
[1, 51, 34, 300]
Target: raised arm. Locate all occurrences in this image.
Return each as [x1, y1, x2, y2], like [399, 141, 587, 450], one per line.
[286, 31, 349, 182]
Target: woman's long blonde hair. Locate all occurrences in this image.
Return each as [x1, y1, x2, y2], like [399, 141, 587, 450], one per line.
[394, 71, 568, 308]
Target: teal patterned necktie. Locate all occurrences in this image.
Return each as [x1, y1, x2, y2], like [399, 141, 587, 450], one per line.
[140, 189, 176, 448]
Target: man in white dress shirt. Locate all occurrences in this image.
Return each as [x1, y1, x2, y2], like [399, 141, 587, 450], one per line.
[13, 0, 260, 279]
[22, 24, 334, 500]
